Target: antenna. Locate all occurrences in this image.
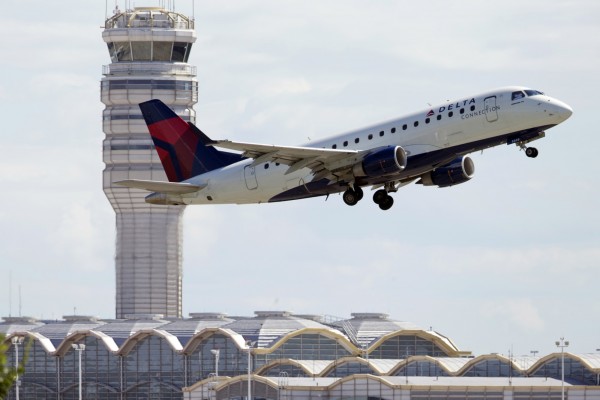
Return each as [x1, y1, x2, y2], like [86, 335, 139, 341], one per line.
[9, 270, 12, 317]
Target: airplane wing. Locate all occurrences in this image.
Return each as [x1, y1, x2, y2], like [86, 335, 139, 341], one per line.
[115, 180, 206, 194]
[211, 140, 362, 180]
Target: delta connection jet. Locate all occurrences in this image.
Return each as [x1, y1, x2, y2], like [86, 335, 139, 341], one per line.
[116, 86, 572, 210]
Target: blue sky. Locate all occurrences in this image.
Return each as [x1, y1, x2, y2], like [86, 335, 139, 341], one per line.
[1, 0, 599, 356]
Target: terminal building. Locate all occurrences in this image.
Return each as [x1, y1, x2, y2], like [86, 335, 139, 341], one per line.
[2, 312, 600, 399]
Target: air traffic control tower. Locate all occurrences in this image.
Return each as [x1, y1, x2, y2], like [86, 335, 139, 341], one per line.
[101, 6, 197, 318]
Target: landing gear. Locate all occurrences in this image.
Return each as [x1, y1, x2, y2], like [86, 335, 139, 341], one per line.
[378, 195, 394, 211]
[517, 140, 539, 158]
[373, 189, 394, 211]
[342, 186, 363, 206]
[525, 147, 539, 158]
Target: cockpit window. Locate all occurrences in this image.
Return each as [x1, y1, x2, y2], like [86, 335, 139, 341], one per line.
[525, 89, 544, 96]
[512, 91, 526, 101]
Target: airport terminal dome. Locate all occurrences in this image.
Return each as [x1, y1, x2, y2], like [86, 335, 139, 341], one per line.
[1, 311, 456, 355]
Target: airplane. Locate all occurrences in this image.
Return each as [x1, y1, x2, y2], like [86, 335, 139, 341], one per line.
[116, 86, 572, 210]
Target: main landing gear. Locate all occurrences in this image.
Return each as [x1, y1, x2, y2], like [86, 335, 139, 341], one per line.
[342, 184, 395, 210]
[373, 189, 394, 210]
[342, 186, 363, 206]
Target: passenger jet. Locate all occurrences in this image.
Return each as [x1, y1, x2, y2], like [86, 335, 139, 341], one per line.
[116, 86, 572, 210]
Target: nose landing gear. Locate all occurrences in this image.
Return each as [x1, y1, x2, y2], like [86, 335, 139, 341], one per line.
[525, 147, 539, 158]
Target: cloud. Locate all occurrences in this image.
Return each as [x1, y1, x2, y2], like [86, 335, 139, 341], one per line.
[481, 298, 545, 332]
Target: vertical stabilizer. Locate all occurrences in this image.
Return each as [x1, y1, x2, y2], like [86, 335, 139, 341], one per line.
[140, 100, 242, 182]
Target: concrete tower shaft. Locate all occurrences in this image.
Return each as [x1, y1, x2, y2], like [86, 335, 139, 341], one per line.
[101, 6, 197, 318]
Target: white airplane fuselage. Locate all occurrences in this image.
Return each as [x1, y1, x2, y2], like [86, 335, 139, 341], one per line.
[141, 86, 572, 207]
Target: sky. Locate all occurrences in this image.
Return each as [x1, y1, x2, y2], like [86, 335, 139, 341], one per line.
[1, 0, 599, 357]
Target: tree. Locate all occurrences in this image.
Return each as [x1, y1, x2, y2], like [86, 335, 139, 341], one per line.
[0, 334, 25, 400]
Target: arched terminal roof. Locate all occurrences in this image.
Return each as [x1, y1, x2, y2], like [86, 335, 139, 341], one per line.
[332, 313, 421, 348]
[30, 315, 105, 347]
[92, 314, 168, 347]
[160, 313, 233, 346]
[223, 311, 341, 348]
[0, 316, 43, 335]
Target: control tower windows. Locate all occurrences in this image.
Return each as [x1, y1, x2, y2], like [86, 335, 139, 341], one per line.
[153, 42, 173, 61]
[106, 41, 193, 62]
[111, 42, 132, 62]
[172, 42, 192, 62]
[131, 42, 151, 61]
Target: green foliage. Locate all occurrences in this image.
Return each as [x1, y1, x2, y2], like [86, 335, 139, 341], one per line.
[0, 334, 26, 400]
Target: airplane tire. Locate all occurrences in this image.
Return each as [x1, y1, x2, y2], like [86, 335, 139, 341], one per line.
[373, 189, 388, 204]
[525, 147, 538, 158]
[343, 189, 359, 206]
[355, 186, 364, 201]
[378, 195, 394, 211]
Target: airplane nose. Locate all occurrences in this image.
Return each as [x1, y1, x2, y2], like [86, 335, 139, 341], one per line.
[559, 102, 573, 120]
[546, 99, 573, 122]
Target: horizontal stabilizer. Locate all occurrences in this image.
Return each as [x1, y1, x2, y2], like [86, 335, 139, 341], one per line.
[115, 179, 205, 194]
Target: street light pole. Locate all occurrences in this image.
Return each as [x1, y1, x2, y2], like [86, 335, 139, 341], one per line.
[11, 337, 24, 400]
[246, 341, 256, 400]
[530, 350, 539, 357]
[210, 349, 220, 377]
[71, 344, 86, 400]
[555, 337, 569, 400]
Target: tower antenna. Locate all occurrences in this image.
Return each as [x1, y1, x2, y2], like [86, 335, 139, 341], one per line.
[8, 270, 12, 317]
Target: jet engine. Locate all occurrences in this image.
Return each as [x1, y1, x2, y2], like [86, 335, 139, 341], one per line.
[418, 155, 475, 187]
[353, 146, 408, 178]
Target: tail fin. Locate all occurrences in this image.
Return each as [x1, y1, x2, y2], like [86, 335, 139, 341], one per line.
[139, 99, 242, 182]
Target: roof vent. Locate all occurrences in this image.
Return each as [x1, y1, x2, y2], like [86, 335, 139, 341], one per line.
[188, 313, 228, 320]
[350, 313, 389, 320]
[254, 311, 292, 318]
[62, 315, 99, 322]
[1, 316, 38, 324]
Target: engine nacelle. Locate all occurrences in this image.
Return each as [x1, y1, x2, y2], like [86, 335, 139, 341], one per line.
[419, 156, 475, 187]
[353, 146, 407, 178]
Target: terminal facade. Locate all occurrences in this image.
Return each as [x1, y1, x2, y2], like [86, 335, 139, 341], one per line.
[2, 311, 599, 399]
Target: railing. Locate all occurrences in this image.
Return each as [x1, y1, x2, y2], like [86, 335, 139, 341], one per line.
[105, 8, 194, 30]
[102, 63, 196, 76]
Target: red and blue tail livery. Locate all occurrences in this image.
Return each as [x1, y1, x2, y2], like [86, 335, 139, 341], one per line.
[139, 100, 241, 182]
[117, 87, 572, 210]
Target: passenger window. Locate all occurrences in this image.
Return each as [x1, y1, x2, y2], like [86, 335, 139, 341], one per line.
[368, 134, 373, 140]
[344, 141, 349, 147]
[460, 108, 464, 114]
[332, 144, 337, 149]
[414, 121, 419, 127]
[402, 124, 407, 130]
[391, 127, 396, 133]
[379, 131, 384, 137]
[355, 138, 359, 144]
[425, 118, 430, 124]
[448, 111, 454, 117]
[264, 163, 269, 169]
[470, 105, 475, 111]
[436, 115, 442, 121]
[512, 91, 525, 101]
